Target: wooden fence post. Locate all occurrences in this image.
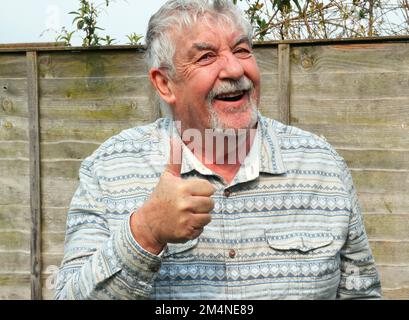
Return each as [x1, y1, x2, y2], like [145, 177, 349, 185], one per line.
[277, 44, 291, 125]
[26, 51, 42, 300]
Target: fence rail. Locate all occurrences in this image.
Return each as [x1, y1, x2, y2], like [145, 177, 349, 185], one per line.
[1, 36, 408, 299]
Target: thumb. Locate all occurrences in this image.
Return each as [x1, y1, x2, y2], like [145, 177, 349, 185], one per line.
[165, 137, 182, 177]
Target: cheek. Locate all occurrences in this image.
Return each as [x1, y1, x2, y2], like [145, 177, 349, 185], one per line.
[247, 63, 261, 101]
[248, 61, 261, 85]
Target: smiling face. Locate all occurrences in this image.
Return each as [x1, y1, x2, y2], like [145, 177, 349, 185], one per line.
[154, 15, 261, 132]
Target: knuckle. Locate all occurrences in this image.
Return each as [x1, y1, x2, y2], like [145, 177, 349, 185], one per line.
[178, 215, 189, 227]
[175, 182, 187, 194]
[195, 178, 211, 188]
[202, 179, 212, 188]
[205, 181, 215, 192]
[176, 199, 189, 212]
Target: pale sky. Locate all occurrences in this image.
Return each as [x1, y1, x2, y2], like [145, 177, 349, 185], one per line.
[0, 0, 170, 45]
[0, 1, 406, 46]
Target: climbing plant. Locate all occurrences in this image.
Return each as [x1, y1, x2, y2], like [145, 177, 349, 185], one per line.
[234, 0, 409, 40]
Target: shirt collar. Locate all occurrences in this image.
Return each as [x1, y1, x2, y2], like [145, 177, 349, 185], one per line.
[257, 113, 287, 175]
[164, 119, 214, 177]
[164, 113, 287, 179]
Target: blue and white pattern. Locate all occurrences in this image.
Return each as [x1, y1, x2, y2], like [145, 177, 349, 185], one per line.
[54, 113, 381, 299]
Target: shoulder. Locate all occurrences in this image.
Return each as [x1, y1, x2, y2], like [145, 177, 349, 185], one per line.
[80, 118, 170, 171]
[260, 115, 347, 171]
[100, 117, 169, 149]
[261, 115, 328, 144]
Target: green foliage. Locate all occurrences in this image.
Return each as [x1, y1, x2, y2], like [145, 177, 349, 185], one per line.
[102, 35, 116, 45]
[126, 32, 144, 45]
[235, 0, 409, 41]
[55, 0, 143, 47]
[55, 0, 409, 45]
[55, 27, 75, 46]
[68, 0, 109, 46]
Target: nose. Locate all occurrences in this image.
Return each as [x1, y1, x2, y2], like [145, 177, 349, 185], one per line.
[218, 52, 244, 80]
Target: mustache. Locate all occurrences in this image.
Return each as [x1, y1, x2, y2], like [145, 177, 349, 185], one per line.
[207, 76, 254, 101]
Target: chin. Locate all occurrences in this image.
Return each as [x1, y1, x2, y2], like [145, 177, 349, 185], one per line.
[210, 106, 258, 130]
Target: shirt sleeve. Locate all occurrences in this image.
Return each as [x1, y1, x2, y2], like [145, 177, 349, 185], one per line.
[336, 156, 382, 299]
[54, 155, 162, 300]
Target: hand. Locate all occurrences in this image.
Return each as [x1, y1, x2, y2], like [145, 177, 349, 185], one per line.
[130, 138, 215, 254]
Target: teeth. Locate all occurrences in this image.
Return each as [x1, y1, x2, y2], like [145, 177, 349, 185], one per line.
[216, 90, 244, 99]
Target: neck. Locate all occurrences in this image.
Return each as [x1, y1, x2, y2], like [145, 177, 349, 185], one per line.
[182, 125, 257, 184]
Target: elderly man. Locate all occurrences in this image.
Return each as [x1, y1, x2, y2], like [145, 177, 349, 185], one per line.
[55, 0, 381, 299]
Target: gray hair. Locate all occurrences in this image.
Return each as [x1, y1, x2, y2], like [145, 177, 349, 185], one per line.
[145, 0, 253, 74]
[145, 0, 253, 116]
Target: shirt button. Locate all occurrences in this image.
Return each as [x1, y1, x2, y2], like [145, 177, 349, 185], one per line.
[228, 249, 236, 259]
[223, 189, 231, 197]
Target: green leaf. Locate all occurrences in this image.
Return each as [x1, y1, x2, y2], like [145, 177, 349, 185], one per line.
[77, 20, 84, 30]
[292, 0, 302, 12]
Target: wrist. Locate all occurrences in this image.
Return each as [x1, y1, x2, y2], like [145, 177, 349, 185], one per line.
[130, 208, 165, 255]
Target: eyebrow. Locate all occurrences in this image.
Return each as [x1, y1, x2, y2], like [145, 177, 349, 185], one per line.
[189, 35, 251, 54]
[191, 42, 217, 52]
[233, 35, 251, 48]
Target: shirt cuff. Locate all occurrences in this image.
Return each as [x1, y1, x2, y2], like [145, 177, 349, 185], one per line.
[126, 213, 166, 258]
[113, 213, 163, 279]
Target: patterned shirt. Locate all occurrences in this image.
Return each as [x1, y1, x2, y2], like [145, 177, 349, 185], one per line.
[55, 113, 382, 300]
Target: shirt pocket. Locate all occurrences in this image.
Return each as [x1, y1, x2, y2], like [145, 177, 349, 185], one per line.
[266, 232, 333, 253]
[265, 231, 340, 299]
[162, 238, 199, 262]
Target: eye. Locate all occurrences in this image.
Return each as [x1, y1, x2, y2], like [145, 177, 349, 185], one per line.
[197, 52, 216, 65]
[233, 47, 252, 58]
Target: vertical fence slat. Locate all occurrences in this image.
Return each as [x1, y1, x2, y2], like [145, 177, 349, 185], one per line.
[27, 51, 42, 300]
[277, 44, 291, 125]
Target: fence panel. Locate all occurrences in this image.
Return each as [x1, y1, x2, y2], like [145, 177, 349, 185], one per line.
[288, 41, 409, 298]
[0, 52, 30, 299]
[0, 38, 408, 299]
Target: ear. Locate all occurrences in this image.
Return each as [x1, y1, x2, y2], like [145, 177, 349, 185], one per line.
[149, 68, 176, 106]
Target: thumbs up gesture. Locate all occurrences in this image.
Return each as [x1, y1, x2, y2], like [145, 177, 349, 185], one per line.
[130, 138, 215, 254]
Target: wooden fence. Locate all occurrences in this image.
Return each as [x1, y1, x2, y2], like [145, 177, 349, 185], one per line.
[0, 36, 408, 300]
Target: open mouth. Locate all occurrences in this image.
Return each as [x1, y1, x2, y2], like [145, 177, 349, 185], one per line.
[214, 90, 247, 102]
